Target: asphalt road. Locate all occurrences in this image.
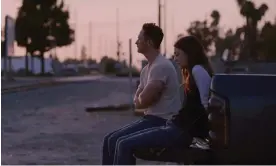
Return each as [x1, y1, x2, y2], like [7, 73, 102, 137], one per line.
[1, 77, 163, 165]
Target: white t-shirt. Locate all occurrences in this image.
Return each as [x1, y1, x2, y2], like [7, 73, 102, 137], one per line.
[139, 55, 182, 119]
[191, 65, 212, 109]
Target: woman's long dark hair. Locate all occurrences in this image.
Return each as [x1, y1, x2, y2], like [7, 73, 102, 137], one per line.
[174, 35, 213, 92]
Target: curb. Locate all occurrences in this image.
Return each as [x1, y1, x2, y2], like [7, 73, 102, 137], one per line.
[2, 79, 100, 94]
[1, 80, 59, 94]
[85, 103, 133, 112]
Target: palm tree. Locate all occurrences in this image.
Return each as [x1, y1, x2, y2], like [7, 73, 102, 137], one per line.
[210, 10, 220, 27]
[209, 10, 222, 56]
[236, 0, 268, 61]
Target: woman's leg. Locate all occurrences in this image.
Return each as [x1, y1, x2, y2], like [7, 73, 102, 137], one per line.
[102, 115, 166, 165]
[113, 123, 191, 165]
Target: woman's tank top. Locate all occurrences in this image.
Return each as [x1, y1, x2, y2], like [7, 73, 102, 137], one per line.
[171, 72, 209, 138]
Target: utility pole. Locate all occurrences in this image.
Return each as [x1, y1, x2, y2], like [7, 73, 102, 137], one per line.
[4, 15, 15, 81]
[158, 0, 163, 55]
[163, 0, 167, 57]
[116, 8, 121, 62]
[129, 38, 133, 111]
[158, 0, 161, 27]
[104, 37, 108, 56]
[74, 9, 78, 60]
[172, 14, 175, 41]
[3, 17, 8, 80]
[88, 21, 92, 59]
[98, 35, 102, 57]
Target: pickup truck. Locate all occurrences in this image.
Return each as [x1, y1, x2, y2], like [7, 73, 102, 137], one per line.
[134, 74, 276, 165]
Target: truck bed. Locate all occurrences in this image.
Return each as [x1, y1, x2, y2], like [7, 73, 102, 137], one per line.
[210, 74, 276, 164]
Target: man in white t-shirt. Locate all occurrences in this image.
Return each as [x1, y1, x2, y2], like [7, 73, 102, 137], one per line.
[102, 23, 181, 165]
[137, 54, 181, 118]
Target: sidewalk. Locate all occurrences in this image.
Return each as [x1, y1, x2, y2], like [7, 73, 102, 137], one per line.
[2, 77, 54, 88]
[1, 75, 105, 94]
[2, 77, 60, 94]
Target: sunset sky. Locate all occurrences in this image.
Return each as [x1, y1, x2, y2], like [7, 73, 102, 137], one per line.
[1, 0, 276, 67]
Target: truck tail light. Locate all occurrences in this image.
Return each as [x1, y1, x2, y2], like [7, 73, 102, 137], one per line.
[208, 92, 229, 149]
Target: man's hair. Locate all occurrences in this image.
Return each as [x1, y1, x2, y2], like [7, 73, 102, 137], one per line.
[142, 23, 163, 49]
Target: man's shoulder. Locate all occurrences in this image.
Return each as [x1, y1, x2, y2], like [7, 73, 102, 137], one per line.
[148, 58, 177, 83]
[140, 64, 148, 73]
[153, 56, 175, 69]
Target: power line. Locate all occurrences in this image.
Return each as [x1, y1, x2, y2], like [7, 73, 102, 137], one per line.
[70, 17, 155, 29]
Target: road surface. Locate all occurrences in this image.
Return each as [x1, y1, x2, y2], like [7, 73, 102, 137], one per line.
[1, 77, 164, 165]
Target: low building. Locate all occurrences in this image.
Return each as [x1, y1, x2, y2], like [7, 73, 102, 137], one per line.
[1, 55, 61, 74]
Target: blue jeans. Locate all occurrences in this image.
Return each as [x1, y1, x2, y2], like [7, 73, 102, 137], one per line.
[113, 120, 193, 165]
[102, 115, 167, 165]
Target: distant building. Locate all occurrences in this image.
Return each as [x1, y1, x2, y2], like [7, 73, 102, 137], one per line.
[1, 55, 61, 74]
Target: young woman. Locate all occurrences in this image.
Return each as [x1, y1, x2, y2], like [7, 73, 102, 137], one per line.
[111, 35, 213, 165]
